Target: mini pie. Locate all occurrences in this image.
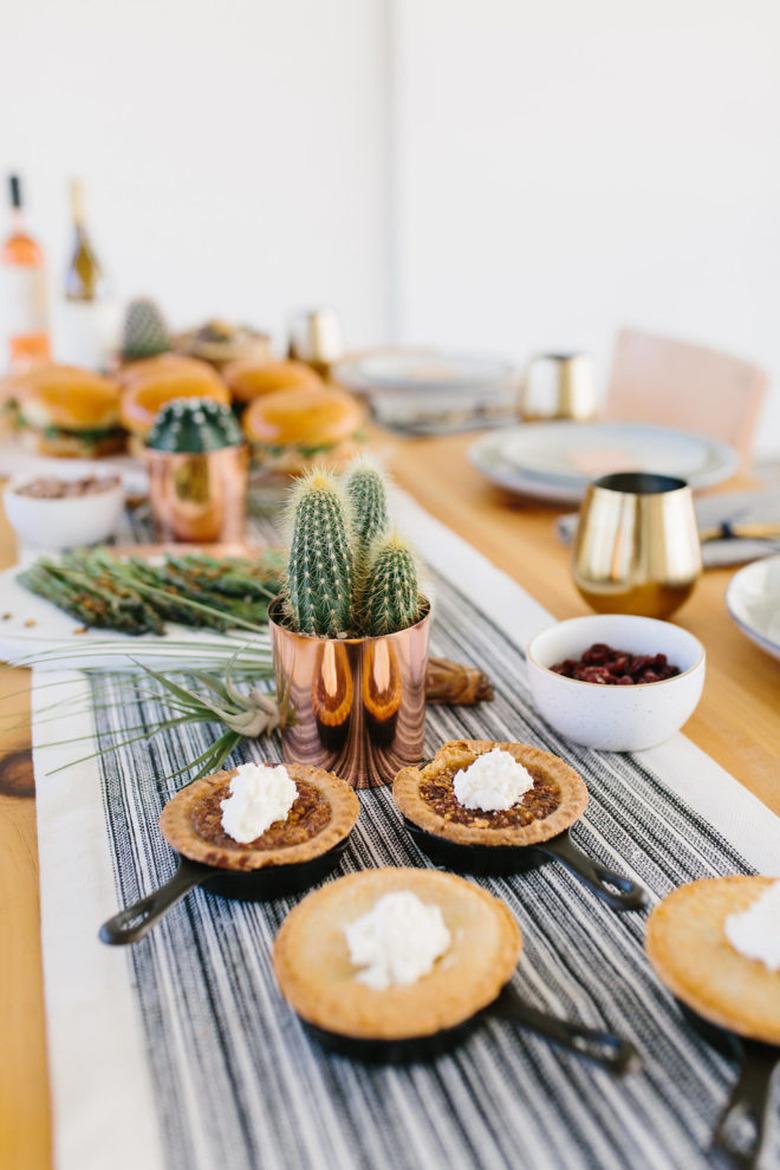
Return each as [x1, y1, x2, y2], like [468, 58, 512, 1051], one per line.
[273, 867, 521, 1040]
[159, 763, 359, 872]
[393, 738, 588, 848]
[646, 876, 780, 1045]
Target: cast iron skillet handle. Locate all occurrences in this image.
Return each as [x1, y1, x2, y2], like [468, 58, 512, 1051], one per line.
[492, 986, 639, 1076]
[712, 1041, 779, 1170]
[98, 858, 211, 946]
[536, 830, 648, 911]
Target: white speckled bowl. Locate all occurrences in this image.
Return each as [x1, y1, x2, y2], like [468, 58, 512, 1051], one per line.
[4, 474, 125, 550]
[526, 614, 705, 752]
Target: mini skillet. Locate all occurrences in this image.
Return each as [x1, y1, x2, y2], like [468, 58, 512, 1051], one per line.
[100, 763, 359, 946]
[394, 739, 647, 911]
[646, 877, 780, 1170]
[274, 867, 640, 1073]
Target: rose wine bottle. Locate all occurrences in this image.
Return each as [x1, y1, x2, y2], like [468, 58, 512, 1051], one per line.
[0, 174, 50, 369]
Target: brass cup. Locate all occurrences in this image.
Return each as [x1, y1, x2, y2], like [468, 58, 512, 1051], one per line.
[573, 472, 702, 619]
[144, 443, 249, 543]
[287, 307, 345, 377]
[269, 599, 431, 789]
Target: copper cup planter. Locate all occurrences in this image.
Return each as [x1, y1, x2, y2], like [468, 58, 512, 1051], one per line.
[144, 444, 249, 544]
[269, 599, 431, 789]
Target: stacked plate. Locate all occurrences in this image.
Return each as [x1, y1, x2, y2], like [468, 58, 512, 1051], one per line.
[334, 348, 516, 434]
[469, 421, 739, 504]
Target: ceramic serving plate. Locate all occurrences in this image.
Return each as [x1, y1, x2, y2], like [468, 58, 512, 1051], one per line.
[469, 422, 738, 503]
[726, 553, 780, 662]
[335, 348, 516, 433]
[335, 348, 514, 394]
[0, 548, 271, 671]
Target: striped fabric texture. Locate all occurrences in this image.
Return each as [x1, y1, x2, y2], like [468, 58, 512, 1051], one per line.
[92, 512, 777, 1170]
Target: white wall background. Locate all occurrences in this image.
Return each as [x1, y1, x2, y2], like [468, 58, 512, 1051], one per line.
[2, 0, 779, 450]
[393, 0, 780, 450]
[0, 0, 392, 348]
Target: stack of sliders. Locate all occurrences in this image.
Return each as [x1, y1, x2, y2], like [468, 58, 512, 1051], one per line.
[117, 352, 229, 456]
[224, 358, 365, 479]
[0, 363, 125, 457]
[0, 349, 366, 475]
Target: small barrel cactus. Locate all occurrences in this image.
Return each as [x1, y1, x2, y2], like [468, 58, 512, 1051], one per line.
[362, 533, 422, 636]
[285, 471, 353, 637]
[146, 399, 244, 453]
[122, 297, 171, 361]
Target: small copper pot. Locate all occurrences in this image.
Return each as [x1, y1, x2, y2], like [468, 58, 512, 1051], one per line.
[269, 599, 431, 789]
[144, 444, 249, 543]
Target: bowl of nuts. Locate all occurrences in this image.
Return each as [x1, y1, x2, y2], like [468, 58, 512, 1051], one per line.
[526, 614, 705, 752]
[4, 473, 125, 550]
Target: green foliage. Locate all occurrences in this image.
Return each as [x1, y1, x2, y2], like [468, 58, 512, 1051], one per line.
[122, 297, 171, 360]
[146, 398, 243, 453]
[285, 471, 353, 637]
[361, 533, 422, 636]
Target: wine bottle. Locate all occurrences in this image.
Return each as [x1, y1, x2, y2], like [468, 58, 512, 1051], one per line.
[58, 178, 117, 369]
[65, 178, 103, 301]
[0, 174, 50, 369]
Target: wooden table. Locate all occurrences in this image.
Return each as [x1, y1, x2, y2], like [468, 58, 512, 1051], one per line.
[1, 432, 778, 1170]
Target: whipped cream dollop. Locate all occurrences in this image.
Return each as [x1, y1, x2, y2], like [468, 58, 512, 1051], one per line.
[344, 891, 451, 990]
[453, 748, 534, 812]
[219, 762, 297, 844]
[724, 880, 780, 971]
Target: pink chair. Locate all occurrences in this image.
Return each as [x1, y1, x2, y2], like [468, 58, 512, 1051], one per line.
[605, 328, 767, 468]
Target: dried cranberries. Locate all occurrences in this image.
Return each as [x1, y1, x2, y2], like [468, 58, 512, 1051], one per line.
[549, 643, 680, 685]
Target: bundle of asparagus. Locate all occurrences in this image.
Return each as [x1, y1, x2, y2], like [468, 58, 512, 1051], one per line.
[17, 548, 285, 636]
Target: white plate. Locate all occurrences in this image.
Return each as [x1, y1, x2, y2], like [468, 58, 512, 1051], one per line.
[469, 421, 738, 503]
[335, 348, 514, 395]
[0, 558, 270, 671]
[726, 553, 780, 662]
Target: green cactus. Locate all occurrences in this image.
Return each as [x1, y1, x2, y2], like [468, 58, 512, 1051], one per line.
[344, 457, 389, 618]
[122, 297, 171, 360]
[361, 533, 422, 636]
[146, 399, 244, 453]
[285, 471, 353, 637]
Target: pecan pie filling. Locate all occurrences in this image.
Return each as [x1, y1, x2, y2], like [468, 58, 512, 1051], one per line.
[191, 778, 331, 852]
[419, 760, 561, 829]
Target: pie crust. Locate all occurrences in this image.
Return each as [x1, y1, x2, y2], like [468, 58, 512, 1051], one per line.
[393, 739, 588, 847]
[159, 763, 359, 871]
[646, 876, 780, 1045]
[273, 867, 522, 1040]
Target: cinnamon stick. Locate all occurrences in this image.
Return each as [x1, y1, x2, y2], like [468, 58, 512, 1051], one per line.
[425, 656, 494, 706]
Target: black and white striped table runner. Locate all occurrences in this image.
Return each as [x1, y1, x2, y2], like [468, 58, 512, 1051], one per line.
[85, 505, 779, 1170]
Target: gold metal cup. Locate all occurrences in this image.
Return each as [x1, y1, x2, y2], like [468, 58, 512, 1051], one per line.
[518, 352, 597, 422]
[573, 472, 702, 619]
[287, 307, 345, 377]
[269, 599, 430, 789]
[144, 443, 249, 543]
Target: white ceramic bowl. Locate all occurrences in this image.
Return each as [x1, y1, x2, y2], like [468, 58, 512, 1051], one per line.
[526, 614, 705, 752]
[4, 474, 125, 550]
[726, 553, 780, 662]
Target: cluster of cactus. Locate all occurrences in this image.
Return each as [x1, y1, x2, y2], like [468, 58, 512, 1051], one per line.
[122, 297, 171, 361]
[283, 459, 426, 638]
[146, 399, 244, 453]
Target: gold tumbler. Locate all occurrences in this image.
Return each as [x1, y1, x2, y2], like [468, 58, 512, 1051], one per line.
[144, 444, 249, 543]
[573, 472, 701, 619]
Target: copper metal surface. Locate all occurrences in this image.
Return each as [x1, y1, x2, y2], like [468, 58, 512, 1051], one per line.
[270, 601, 431, 789]
[144, 444, 249, 544]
